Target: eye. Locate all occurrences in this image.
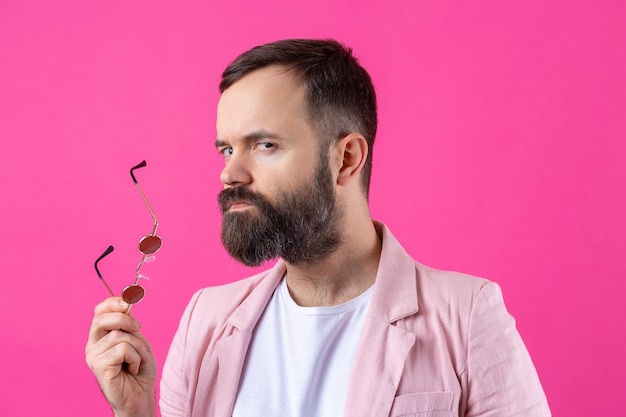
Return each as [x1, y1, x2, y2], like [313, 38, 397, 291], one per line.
[219, 146, 233, 157]
[256, 142, 275, 151]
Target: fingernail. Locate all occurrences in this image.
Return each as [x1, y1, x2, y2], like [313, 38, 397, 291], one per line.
[132, 319, 141, 330]
[119, 299, 129, 308]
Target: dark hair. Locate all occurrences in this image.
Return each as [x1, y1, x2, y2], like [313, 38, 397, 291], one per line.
[220, 39, 378, 197]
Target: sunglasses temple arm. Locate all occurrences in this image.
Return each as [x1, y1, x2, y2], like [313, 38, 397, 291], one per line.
[134, 181, 159, 236]
[100, 278, 116, 298]
[95, 246, 116, 297]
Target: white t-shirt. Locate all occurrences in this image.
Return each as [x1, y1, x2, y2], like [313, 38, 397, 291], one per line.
[232, 277, 374, 417]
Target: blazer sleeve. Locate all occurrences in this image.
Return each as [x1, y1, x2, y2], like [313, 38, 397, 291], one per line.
[465, 282, 551, 417]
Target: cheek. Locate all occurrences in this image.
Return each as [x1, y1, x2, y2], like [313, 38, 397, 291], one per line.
[252, 145, 321, 194]
[261, 159, 307, 186]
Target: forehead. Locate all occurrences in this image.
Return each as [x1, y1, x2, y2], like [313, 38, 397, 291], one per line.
[216, 66, 309, 139]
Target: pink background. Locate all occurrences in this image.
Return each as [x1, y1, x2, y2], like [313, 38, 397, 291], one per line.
[1, 1, 624, 415]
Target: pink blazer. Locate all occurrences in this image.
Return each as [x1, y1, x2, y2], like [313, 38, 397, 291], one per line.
[160, 223, 550, 417]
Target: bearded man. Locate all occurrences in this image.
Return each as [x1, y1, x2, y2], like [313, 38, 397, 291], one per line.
[86, 39, 551, 417]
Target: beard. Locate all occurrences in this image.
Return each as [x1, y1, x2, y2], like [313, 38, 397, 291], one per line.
[218, 155, 342, 267]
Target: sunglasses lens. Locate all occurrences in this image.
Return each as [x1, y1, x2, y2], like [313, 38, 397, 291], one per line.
[122, 285, 145, 304]
[139, 235, 162, 255]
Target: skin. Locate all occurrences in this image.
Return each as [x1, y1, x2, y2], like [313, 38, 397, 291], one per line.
[85, 64, 382, 415]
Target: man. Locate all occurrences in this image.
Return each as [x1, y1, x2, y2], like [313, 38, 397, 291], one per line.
[86, 39, 551, 417]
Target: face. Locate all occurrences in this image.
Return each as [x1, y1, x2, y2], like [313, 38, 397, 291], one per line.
[216, 66, 343, 266]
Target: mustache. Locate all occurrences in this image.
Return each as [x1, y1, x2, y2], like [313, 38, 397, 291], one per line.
[218, 187, 271, 214]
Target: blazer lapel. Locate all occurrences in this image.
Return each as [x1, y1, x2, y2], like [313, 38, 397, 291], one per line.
[344, 319, 416, 416]
[192, 261, 287, 417]
[212, 329, 253, 417]
[344, 223, 420, 417]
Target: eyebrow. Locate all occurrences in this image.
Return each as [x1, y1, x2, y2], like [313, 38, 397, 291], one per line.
[215, 130, 284, 149]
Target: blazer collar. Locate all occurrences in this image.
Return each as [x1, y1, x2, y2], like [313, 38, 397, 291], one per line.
[209, 262, 285, 417]
[227, 261, 286, 332]
[369, 221, 419, 322]
[343, 222, 420, 417]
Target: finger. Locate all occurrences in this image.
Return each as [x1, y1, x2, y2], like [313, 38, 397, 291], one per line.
[110, 339, 143, 375]
[87, 330, 151, 372]
[88, 310, 142, 343]
[91, 310, 142, 334]
[89, 328, 149, 360]
[94, 297, 132, 316]
[91, 338, 143, 377]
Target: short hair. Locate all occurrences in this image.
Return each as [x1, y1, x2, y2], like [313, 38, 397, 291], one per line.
[220, 39, 378, 197]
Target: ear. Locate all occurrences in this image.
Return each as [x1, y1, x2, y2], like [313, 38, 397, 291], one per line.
[335, 133, 369, 187]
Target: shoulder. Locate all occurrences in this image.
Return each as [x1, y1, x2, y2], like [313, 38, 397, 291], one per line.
[412, 262, 508, 321]
[414, 262, 493, 303]
[375, 221, 502, 323]
[175, 260, 286, 338]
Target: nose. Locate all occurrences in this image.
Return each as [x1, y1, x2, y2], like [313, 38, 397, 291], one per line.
[220, 153, 252, 187]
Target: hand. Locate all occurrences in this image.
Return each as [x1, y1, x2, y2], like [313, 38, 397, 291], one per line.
[85, 297, 157, 417]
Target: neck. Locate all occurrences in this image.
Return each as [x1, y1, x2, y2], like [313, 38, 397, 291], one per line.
[283, 220, 382, 307]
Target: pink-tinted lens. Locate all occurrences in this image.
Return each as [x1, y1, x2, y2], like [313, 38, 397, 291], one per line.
[122, 285, 145, 304]
[138, 235, 161, 255]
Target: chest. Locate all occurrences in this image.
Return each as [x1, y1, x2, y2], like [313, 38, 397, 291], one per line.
[231, 282, 372, 417]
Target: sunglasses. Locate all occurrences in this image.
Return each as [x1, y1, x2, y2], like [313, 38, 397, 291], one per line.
[94, 161, 162, 306]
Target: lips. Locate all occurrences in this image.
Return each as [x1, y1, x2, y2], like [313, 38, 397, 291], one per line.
[218, 186, 267, 214]
[228, 200, 252, 211]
